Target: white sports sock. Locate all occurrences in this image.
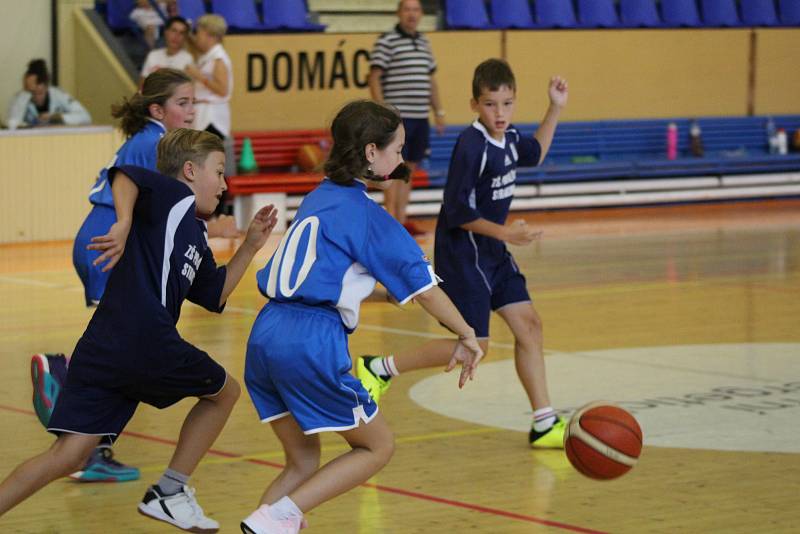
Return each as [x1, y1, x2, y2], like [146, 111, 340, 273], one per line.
[368, 355, 399, 378]
[269, 496, 303, 521]
[533, 407, 557, 432]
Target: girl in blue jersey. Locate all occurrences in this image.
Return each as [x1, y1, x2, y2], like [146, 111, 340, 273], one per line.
[30, 68, 196, 484]
[240, 101, 484, 534]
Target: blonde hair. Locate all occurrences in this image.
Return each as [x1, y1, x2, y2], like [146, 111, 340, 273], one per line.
[197, 14, 227, 39]
[157, 128, 224, 177]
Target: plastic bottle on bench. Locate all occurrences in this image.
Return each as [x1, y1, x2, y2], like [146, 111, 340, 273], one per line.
[776, 128, 788, 155]
[666, 122, 678, 160]
[689, 119, 704, 157]
[766, 117, 778, 154]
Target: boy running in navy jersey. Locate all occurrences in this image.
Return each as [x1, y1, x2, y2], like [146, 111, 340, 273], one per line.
[0, 129, 278, 533]
[358, 59, 570, 449]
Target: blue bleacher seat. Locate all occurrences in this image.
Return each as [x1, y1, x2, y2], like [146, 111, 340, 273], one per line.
[176, 0, 206, 25]
[211, 0, 265, 31]
[262, 0, 326, 31]
[534, 0, 578, 28]
[106, 0, 135, 31]
[619, 0, 662, 27]
[577, 0, 620, 27]
[740, 0, 780, 25]
[700, 0, 741, 26]
[779, 0, 800, 24]
[661, 0, 702, 27]
[445, 0, 493, 29]
[490, 0, 536, 29]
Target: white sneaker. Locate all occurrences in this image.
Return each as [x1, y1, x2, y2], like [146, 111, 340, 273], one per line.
[138, 484, 220, 533]
[241, 505, 303, 534]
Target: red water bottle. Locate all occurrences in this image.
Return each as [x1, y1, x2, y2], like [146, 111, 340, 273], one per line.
[666, 122, 678, 160]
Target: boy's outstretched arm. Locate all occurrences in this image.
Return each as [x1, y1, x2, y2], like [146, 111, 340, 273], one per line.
[461, 218, 541, 246]
[87, 171, 139, 271]
[218, 205, 278, 306]
[534, 76, 569, 163]
[413, 286, 484, 388]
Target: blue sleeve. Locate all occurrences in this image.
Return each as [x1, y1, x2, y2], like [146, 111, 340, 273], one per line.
[515, 130, 542, 167]
[187, 246, 227, 313]
[356, 202, 437, 304]
[116, 134, 158, 170]
[442, 136, 483, 229]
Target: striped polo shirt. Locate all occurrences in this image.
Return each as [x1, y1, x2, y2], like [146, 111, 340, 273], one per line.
[370, 24, 437, 120]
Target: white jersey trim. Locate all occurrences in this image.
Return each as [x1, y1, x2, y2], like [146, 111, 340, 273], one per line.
[161, 196, 195, 307]
[397, 264, 439, 305]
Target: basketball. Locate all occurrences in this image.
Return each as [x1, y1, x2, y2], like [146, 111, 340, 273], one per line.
[564, 402, 643, 480]
[297, 143, 325, 172]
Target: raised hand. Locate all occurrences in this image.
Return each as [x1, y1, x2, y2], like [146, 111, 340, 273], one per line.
[548, 76, 569, 109]
[243, 205, 279, 252]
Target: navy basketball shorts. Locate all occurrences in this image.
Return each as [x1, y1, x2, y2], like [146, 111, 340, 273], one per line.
[73, 205, 116, 306]
[401, 118, 431, 163]
[245, 302, 378, 434]
[47, 332, 228, 444]
[437, 252, 531, 338]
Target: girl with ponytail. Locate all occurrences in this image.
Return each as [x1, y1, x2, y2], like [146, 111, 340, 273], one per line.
[30, 68, 194, 485]
[239, 100, 483, 532]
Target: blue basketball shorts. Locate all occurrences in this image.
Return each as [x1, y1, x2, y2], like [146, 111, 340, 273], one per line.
[73, 205, 116, 306]
[245, 302, 378, 434]
[436, 249, 530, 338]
[47, 326, 227, 444]
[401, 118, 430, 163]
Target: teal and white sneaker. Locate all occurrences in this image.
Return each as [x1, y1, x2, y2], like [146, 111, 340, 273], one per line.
[31, 353, 68, 428]
[70, 446, 140, 482]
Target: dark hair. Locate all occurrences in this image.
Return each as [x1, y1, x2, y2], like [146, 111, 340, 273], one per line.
[324, 100, 409, 185]
[25, 59, 50, 85]
[157, 128, 224, 177]
[165, 16, 189, 31]
[472, 58, 516, 100]
[111, 68, 192, 137]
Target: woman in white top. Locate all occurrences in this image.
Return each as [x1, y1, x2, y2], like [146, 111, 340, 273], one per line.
[185, 14, 233, 139]
[139, 16, 194, 86]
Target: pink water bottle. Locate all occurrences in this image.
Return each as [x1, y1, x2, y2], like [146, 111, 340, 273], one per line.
[666, 122, 678, 160]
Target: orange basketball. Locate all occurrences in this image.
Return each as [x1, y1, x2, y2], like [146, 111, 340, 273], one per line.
[565, 402, 643, 480]
[297, 143, 325, 172]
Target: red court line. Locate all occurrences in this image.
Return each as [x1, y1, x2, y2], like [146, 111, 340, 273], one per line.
[0, 403, 606, 533]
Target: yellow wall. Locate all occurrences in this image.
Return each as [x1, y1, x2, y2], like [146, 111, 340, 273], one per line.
[226, 28, 800, 130]
[753, 29, 800, 116]
[507, 29, 751, 122]
[73, 8, 137, 125]
[57, 0, 95, 96]
[0, 128, 123, 244]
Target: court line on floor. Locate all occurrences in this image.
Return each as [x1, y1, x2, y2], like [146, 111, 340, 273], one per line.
[0, 403, 605, 534]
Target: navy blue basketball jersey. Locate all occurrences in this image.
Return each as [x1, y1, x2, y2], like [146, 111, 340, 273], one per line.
[256, 179, 437, 332]
[437, 120, 541, 232]
[82, 165, 227, 358]
[88, 120, 165, 208]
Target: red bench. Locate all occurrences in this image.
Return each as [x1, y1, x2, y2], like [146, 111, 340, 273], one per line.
[229, 130, 430, 230]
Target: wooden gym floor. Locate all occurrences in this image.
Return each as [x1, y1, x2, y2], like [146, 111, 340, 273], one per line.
[0, 199, 798, 533]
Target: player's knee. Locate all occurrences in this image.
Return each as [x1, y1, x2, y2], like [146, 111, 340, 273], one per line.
[49, 440, 93, 475]
[218, 375, 241, 405]
[373, 432, 395, 467]
[287, 448, 320, 477]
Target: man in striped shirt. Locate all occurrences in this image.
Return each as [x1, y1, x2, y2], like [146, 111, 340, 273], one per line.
[369, 0, 446, 236]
